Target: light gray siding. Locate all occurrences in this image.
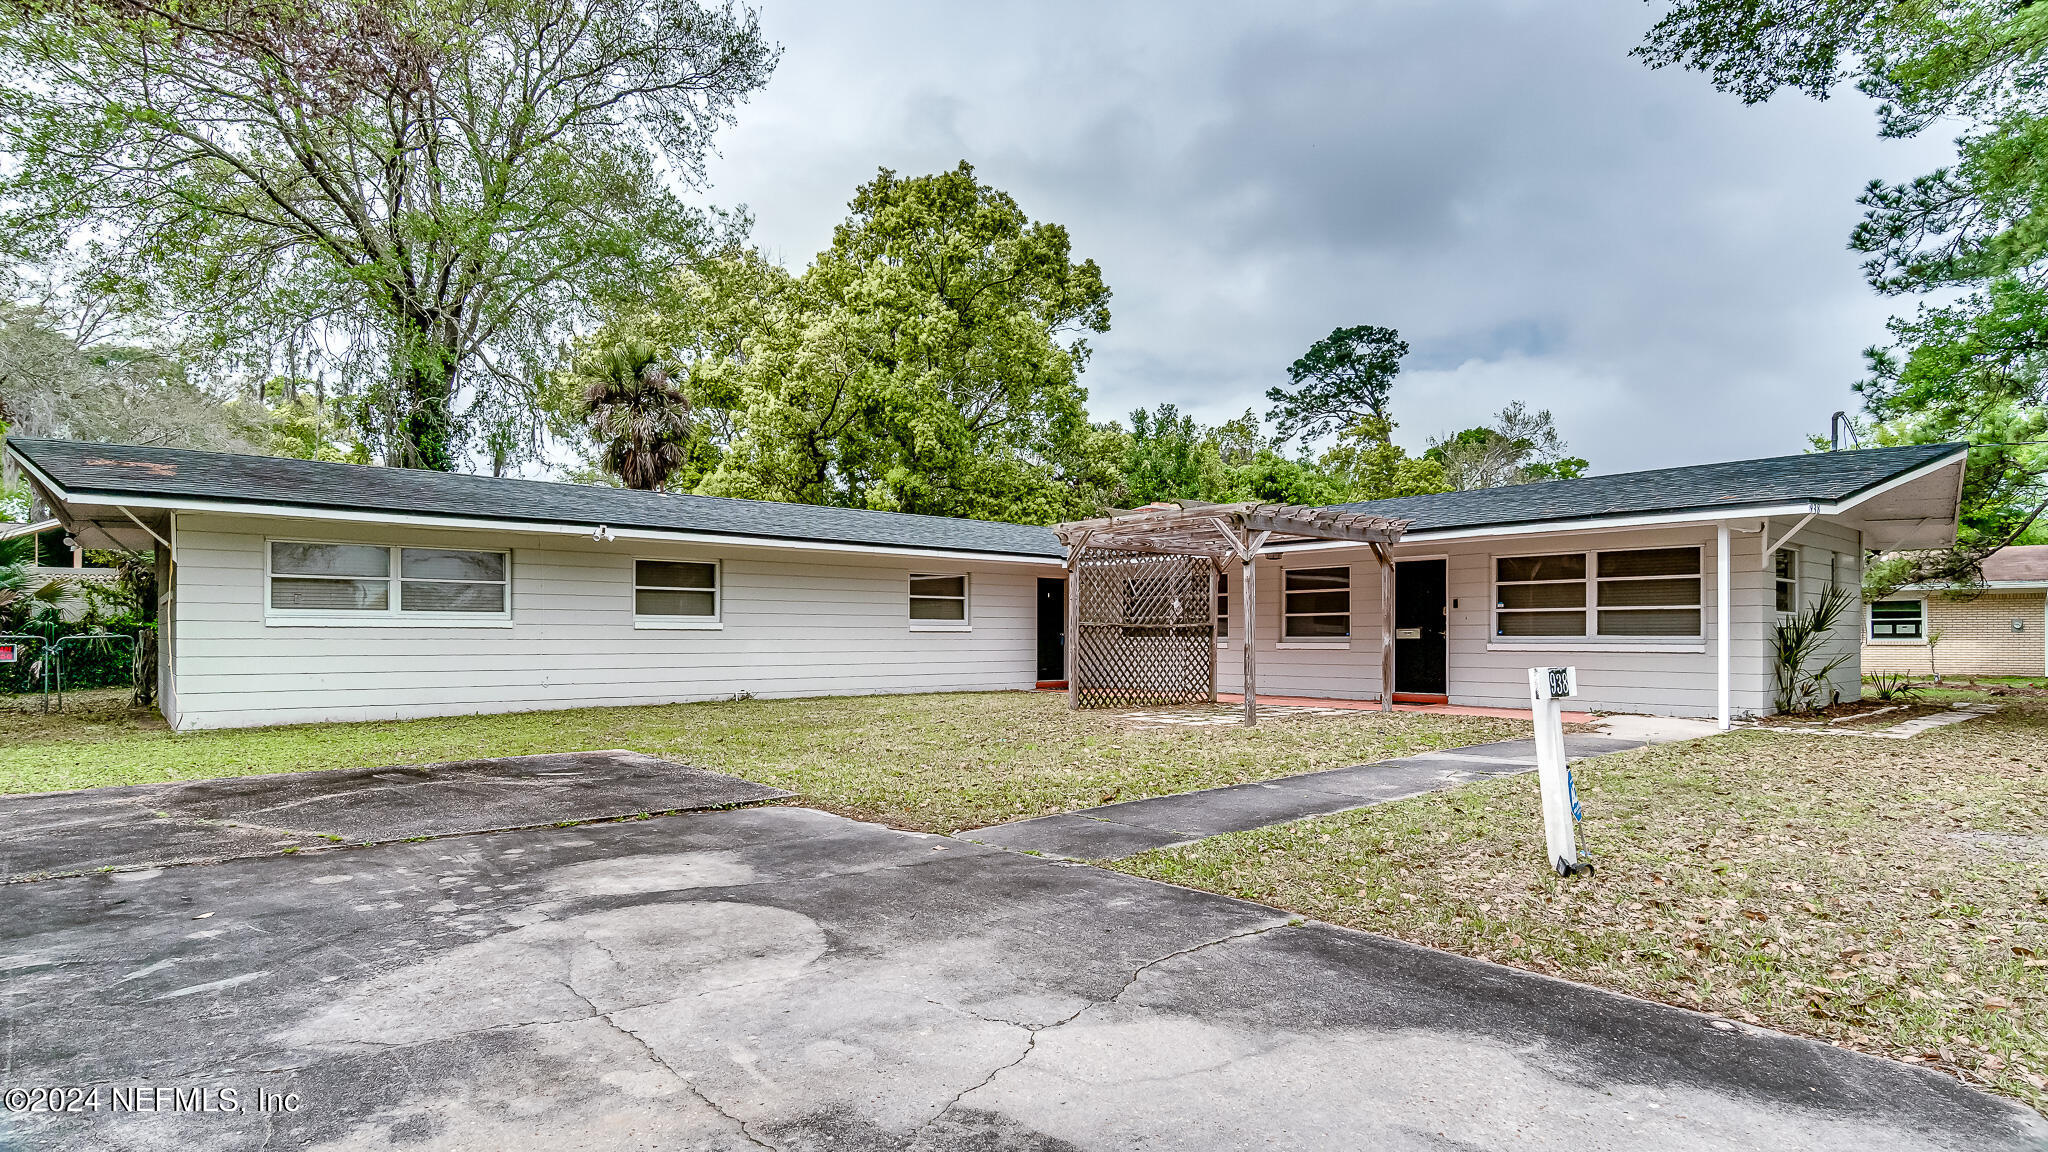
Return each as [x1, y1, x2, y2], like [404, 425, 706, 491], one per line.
[166, 513, 1057, 730]
[1215, 521, 1865, 718]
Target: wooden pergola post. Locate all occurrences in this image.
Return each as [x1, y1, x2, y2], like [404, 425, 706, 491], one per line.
[1051, 502, 1409, 722]
[1241, 550, 1257, 725]
[1373, 542, 1395, 713]
[1207, 560, 1219, 704]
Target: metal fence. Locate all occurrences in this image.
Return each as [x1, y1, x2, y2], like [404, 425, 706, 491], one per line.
[1071, 548, 1216, 708]
[0, 627, 147, 711]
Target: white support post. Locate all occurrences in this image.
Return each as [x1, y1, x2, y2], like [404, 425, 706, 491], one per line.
[1241, 554, 1257, 726]
[1717, 521, 1732, 731]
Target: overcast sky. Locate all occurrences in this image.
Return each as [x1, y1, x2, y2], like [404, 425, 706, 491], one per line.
[697, 0, 1954, 476]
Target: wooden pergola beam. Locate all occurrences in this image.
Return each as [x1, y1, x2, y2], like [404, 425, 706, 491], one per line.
[1054, 501, 1412, 725]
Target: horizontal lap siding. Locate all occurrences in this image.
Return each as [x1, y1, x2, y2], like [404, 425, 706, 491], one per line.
[1215, 522, 1851, 717]
[167, 513, 1052, 730]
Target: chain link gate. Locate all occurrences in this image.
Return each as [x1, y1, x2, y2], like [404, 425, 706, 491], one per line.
[1070, 548, 1216, 708]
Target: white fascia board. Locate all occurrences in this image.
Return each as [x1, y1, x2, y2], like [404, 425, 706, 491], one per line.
[1263, 503, 1817, 554]
[1825, 448, 1970, 515]
[18, 470, 1064, 568]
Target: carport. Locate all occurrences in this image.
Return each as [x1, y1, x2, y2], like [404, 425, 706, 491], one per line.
[1053, 501, 1409, 723]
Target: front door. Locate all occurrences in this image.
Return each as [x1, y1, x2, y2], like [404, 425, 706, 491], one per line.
[1394, 559, 1448, 699]
[1036, 577, 1067, 682]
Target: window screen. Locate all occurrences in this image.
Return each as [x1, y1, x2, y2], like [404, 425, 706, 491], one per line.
[910, 574, 968, 622]
[1870, 599, 1924, 640]
[1596, 547, 1700, 637]
[401, 548, 507, 613]
[1495, 547, 1702, 639]
[635, 560, 718, 618]
[1283, 566, 1349, 638]
[270, 542, 392, 611]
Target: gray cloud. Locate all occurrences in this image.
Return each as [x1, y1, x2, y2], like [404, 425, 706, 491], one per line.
[704, 0, 1953, 473]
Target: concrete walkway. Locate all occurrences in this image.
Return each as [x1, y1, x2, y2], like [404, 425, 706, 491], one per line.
[961, 733, 1649, 859]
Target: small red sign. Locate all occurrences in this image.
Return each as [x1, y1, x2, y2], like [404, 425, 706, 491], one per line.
[0, 644, 15, 663]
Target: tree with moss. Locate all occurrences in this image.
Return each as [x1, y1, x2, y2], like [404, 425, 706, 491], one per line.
[0, 0, 777, 471]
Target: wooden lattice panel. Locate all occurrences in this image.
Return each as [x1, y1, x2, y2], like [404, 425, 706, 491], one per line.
[1071, 549, 1215, 708]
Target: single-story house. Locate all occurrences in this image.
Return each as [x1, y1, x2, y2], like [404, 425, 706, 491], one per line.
[1863, 544, 2048, 679]
[3, 436, 1967, 731]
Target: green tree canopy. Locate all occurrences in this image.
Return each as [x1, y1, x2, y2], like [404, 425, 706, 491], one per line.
[0, 0, 777, 471]
[563, 162, 1115, 522]
[1266, 324, 1409, 443]
[1638, 0, 2048, 579]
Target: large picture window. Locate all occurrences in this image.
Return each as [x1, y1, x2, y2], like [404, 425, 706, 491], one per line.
[1494, 547, 1702, 641]
[635, 560, 719, 624]
[1283, 566, 1349, 639]
[910, 573, 969, 627]
[1869, 599, 1925, 640]
[268, 541, 508, 619]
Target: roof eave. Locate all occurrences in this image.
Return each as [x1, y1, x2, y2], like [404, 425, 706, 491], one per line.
[13, 464, 1065, 565]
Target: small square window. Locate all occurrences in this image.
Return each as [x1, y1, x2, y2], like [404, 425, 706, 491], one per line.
[911, 574, 968, 624]
[636, 559, 718, 619]
[1869, 599, 1924, 640]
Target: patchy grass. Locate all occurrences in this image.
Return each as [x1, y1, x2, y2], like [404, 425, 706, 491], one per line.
[0, 690, 1517, 833]
[1113, 697, 2048, 1112]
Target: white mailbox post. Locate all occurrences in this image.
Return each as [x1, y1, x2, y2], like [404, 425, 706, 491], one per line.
[1528, 666, 1589, 876]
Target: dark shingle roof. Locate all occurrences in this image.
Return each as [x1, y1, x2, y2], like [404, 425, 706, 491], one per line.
[6, 437, 1968, 557]
[1332, 442, 1966, 534]
[4, 438, 1068, 559]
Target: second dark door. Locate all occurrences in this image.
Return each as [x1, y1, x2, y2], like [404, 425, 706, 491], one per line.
[1394, 559, 1448, 698]
[1036, 577, 1067, 683]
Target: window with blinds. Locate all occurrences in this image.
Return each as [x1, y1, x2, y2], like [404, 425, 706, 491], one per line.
[1494, 547, 1702, 640]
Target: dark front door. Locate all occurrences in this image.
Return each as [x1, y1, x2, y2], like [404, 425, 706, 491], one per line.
[1394, 559, 1448, 698]
[1036, 577, 1067, 682]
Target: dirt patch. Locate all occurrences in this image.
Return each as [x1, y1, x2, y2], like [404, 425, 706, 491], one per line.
[1752, 700, 1954, 730]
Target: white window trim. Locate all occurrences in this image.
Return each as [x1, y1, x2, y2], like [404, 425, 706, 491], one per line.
[910, 572, 972, 632]
[1282, 564, 1351, 641]
[1491, 545, 1704, 645]
[1774, 547, 1800, 615]
[1867, 596, 1928, 645]
[633, 557, 722, 630]
[264, 538, 512, 628]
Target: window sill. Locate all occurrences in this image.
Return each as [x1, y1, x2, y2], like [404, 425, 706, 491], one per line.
[264, 615, 514, 629]
[1866, 638, 1927, 646]
[635, 619, 723, 631]
[1277, 641, 1350, 650]
[911, 625, 972, 633]
[1486, 641, 1704, 654]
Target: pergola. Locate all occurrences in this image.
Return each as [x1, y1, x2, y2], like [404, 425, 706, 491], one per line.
[1052, 501, 1411, 724]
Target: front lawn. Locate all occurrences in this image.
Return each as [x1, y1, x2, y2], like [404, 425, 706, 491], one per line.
[0, 690, 1518, 833]
[1113, 694, 2048, 1112]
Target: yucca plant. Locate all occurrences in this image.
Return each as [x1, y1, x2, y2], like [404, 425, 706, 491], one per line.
[1865, 671, 1922, 702]
[1771, 583, 1858, 713]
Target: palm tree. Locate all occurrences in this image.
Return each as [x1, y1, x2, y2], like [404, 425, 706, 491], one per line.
[580, 340, 692, 491]
[0, 531, 70, 631]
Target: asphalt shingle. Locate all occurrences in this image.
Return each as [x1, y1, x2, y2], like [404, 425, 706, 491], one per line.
[5, 437, 1966, 556]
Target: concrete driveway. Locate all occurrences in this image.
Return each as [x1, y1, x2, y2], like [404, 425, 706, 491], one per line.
[2, 759, 2042, 1151]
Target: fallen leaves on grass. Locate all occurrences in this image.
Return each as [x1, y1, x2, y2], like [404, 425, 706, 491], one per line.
[1114, 696, 2048, 1114]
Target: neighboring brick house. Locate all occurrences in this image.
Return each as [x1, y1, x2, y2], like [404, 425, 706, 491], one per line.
[1863, 545, 2048, 678]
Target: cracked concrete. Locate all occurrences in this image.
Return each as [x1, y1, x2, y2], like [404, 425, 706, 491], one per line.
[3, 803, 2040, 1151]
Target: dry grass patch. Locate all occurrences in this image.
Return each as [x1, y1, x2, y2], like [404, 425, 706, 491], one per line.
[1113, 697, 2048, 1112]
[0, 690, 1517, 833]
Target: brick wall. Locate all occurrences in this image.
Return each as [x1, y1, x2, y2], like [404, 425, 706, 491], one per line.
[1862, 590, 2047, 677]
